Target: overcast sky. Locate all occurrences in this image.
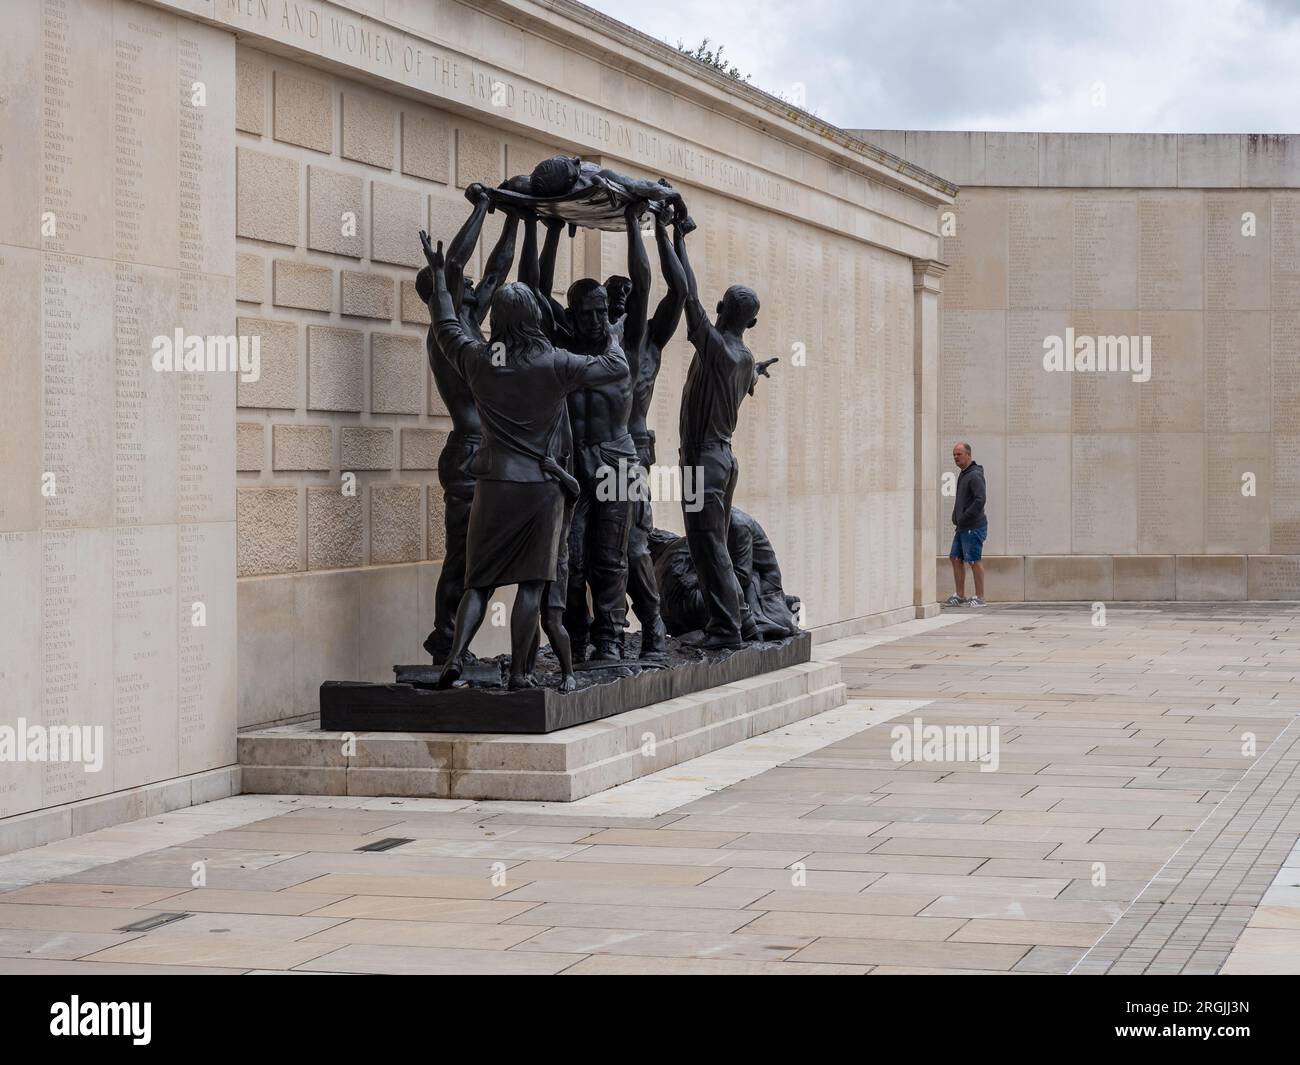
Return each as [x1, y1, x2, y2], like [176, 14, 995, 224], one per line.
[587, 0, 1300, 133]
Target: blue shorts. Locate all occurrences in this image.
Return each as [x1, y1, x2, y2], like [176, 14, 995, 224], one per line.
[949, 526, 987, 563]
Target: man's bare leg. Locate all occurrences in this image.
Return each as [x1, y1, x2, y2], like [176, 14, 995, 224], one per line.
[521, 605, 576, 692]
[541, 608, 577, 692]
[509, 581, 546, 689]
[950, 556, 967, 599]
[972, 561, 985, 600]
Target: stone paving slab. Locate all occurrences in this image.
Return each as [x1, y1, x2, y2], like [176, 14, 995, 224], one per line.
[0, 604, 1297, 975]
[1075, 715, 1300, 974]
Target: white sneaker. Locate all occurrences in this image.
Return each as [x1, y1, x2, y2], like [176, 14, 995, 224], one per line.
[966, 596, 987, 608]
[944, 594, 967, 606]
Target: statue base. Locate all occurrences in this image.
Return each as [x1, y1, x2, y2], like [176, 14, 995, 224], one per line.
[319, 631, 811, 734]
[244, 649, 843, 801]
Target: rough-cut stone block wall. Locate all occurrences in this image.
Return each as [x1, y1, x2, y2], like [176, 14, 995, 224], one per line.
[233, 40, 926, 725]
[233, 48, 588, 724]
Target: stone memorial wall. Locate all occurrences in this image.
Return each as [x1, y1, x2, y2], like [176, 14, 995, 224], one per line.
[1, 0, 951, 842]
[855, 131, 1300, 602]
[0, 0, 237, 827]
[223, 0, 952, 728]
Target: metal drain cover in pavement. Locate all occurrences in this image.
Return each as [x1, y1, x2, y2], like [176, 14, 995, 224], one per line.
[355, 837, 414, 852]
[115, 912, 191, 933]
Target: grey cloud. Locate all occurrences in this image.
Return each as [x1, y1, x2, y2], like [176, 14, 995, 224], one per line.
[588, 0, 1300, 132]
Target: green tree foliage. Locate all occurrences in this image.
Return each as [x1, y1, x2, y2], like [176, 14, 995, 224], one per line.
[675, 38, 751, 82]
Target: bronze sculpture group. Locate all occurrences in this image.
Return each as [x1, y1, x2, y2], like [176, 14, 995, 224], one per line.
[415, 155, 792, 693]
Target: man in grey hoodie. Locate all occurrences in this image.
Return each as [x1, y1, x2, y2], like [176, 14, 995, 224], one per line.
[948, 442, 988, 608]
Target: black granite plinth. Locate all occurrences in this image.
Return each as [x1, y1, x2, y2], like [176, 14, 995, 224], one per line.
[319, 631, 811, 734]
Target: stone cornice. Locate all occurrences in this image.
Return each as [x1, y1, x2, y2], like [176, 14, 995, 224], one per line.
[850, 129, 1300, 190]
[912, 258, 947, 293]
[471, 0, 958, 201]
[144, 0, 950, 263]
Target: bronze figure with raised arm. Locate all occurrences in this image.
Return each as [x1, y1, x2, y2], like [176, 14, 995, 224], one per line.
[558, 204, 644, 662]
[514, 207, 581, 689]
[620, 207, 689, 656]
[419, 233, 627, 690]
[664, 224, 778, 648]
[415, 183, 519, 662]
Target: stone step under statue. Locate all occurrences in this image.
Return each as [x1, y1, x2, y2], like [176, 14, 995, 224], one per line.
[251, 653, 844, 803]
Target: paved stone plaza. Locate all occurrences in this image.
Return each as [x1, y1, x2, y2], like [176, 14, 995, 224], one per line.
[0, 0, 951, 837]
[0, 604, 1295, 975]
[7, 0, 1300, 1001]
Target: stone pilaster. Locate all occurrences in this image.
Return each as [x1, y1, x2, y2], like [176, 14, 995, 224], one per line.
[912, 259, 947, 616]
